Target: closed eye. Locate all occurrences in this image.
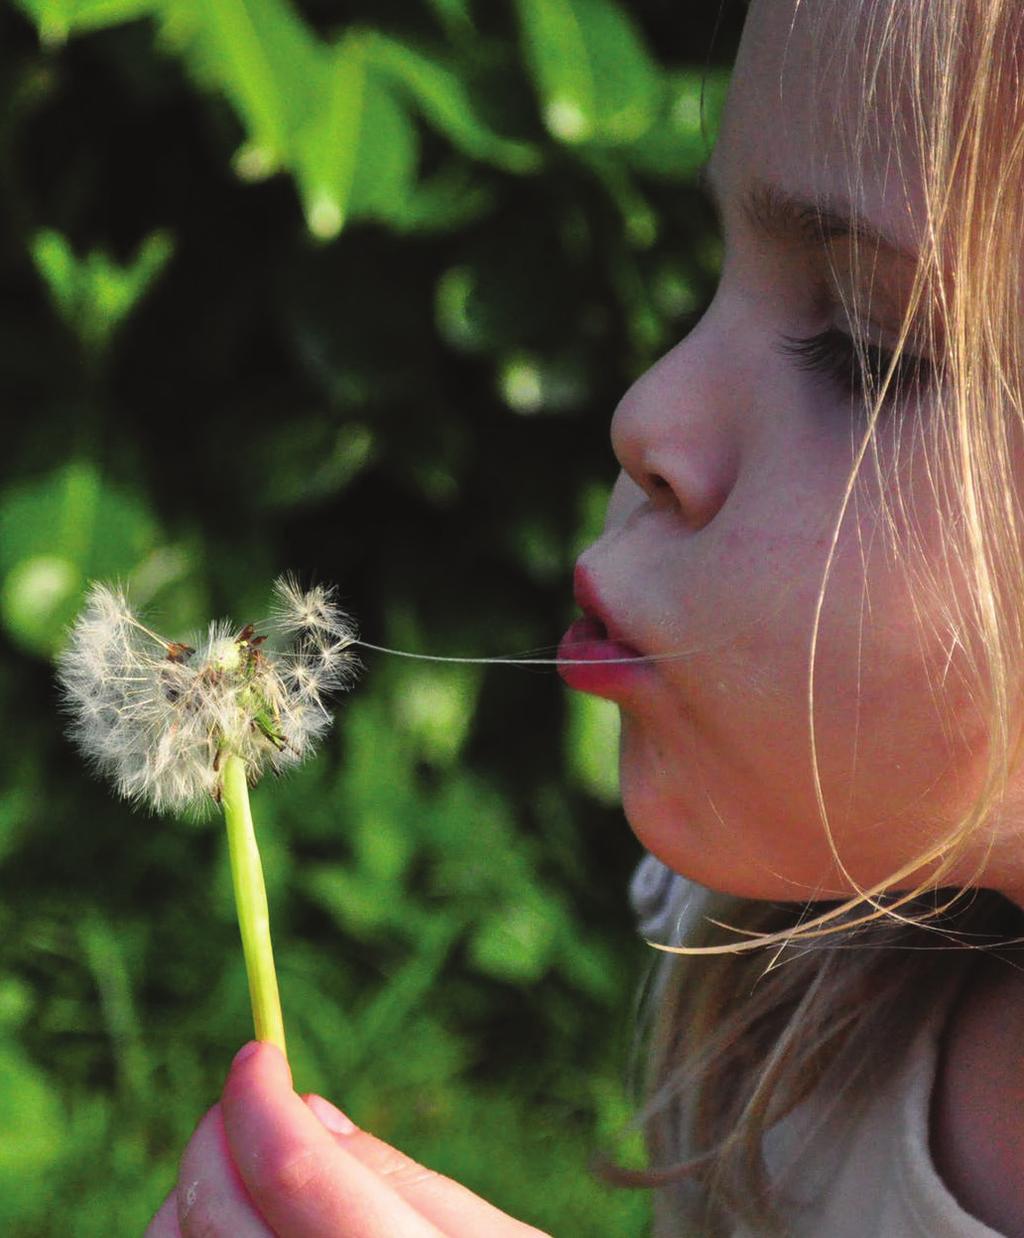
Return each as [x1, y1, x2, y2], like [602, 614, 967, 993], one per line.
[778, 327, 932, 405]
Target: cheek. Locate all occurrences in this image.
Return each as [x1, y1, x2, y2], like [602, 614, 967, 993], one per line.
[810, 535, 988, 820]
[618, 550, 989, 899]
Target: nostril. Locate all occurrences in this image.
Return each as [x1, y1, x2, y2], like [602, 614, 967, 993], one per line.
[649, 473, 673, 501]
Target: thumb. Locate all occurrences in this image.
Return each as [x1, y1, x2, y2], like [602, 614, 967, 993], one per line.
[222, 1042, 441, 1238]
[303, 1095, 550, 1238]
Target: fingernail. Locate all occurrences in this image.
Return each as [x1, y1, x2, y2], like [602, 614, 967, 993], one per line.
[232, 1041, 261, 1070]
[306, 1093, 356, 1135]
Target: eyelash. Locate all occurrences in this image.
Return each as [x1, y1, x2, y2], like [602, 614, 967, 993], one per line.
[778, 327, 932, 404]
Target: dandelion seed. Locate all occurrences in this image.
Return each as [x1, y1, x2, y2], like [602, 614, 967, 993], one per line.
[55, 578, 360, 815]
[56, 576, 361, 1057]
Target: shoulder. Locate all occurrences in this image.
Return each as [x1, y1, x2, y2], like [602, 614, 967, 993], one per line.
[930, 956, 1024, 1237]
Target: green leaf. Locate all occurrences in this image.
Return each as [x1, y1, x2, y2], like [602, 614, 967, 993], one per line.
[468, 890, 563, 984]
[393, 163, 496, 234]
[624, 68, 731, 180]
[13, 0, 154, 46]
[566, 691, 620, 804]
[191, 0, 327, 171]
[423, 0, 475, 40]
[28, 229, 76, 306]
[0, 978, 32, 1031]
[78, 910, 148, 1101]
[366, 34, 540, 173]
[391, 663, 481, 766]
[29, 229, 173, 357]
[354, 914, 464, 1050]
[581, 149, 658, 248]
[0, 460, 161, 655]
[293, 33, 418, 238]
[515, 0, 660, 145]
[0, 1043, 62, 1187]
[0, 556, 82, 657]
[304, 864, 411, 939]
[257, 422, 377, 510]
[497, 351, 588, 415]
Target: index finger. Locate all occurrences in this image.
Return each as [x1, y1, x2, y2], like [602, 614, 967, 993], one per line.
[220, 1042, 444, 1238]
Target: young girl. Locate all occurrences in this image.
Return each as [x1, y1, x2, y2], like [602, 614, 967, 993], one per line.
[146, 0, 1024, 1233]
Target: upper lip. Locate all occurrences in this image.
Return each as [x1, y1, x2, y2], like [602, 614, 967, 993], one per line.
[573, 563, 635, 648]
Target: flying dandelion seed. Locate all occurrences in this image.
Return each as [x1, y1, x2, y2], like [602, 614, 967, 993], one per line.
[55, 574, 361, 1057]
[55, 574, 361, 815]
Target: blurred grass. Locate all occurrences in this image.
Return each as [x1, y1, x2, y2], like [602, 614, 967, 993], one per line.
[0, 0, 741, 1232]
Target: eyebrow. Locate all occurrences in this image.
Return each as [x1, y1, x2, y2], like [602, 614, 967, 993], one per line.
[698, 163, 916, 264]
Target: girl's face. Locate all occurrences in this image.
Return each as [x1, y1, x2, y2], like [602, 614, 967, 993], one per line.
[569, 0, 1019, 902]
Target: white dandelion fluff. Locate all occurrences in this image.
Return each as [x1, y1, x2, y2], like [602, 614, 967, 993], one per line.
[56, 576, 360, 815]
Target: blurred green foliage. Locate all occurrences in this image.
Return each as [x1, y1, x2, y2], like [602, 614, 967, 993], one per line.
[0, 0, 741, 1232]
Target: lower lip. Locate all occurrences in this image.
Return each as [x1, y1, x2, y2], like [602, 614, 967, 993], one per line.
[557, 616, 649, 698]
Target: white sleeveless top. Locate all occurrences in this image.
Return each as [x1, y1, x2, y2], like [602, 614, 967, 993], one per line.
[629, 854, 1004, 1238]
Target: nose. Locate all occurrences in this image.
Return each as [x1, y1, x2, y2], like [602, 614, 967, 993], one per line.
[610, 309, 740, 530]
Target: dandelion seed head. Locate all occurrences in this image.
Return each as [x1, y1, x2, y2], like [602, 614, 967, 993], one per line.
[55, 576, 361, 816]
[207, 635, 243, 674]
[271, 574, 356, 642]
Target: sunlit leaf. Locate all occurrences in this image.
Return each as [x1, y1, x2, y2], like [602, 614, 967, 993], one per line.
[366, 33, 540, 173]
[395, 163, 496, 233]
[304, 864, 406, 938]
[624, 67, 731, 179]
[0, 461, 161, 655]
[498, 350, 588, 414]
[293, 33, 418, 238]
[392, 663, 481, 765]
[195, 0, 325, 170]
[0, 979, 32, 1031]
[29, 229, 173, 356]
[515, 0, 660, 145]
[468, 890, 565, 984]
[28, 228, 76, 305]
[0, 1044, 62, 1185]
[0, 556, 82, 657]
[13, 0, 153, 46]
[582, 149, 658, 247]
[566, 691, 620, 804]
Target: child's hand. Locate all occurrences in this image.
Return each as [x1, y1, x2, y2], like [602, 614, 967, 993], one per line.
[144, 1041, 550, 1237]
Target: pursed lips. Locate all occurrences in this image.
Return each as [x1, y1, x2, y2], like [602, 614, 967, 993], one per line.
[572, 562, 640, 651]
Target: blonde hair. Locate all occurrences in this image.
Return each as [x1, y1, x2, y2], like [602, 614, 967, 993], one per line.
[609, 2, 1024, 1232]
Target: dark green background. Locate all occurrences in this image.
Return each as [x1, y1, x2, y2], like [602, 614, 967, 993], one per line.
[0, 1, 742, 1232]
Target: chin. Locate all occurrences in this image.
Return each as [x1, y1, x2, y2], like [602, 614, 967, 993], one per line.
[617, 714, 716, 874]
[618, 753, 827, 902]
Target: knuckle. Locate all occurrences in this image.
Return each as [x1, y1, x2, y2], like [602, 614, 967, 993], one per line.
[377, 1149, 442, 1192]
[264, 1144, 320, 1199]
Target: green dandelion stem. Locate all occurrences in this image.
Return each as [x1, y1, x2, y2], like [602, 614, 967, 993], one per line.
[220, 752, 287, 1057]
